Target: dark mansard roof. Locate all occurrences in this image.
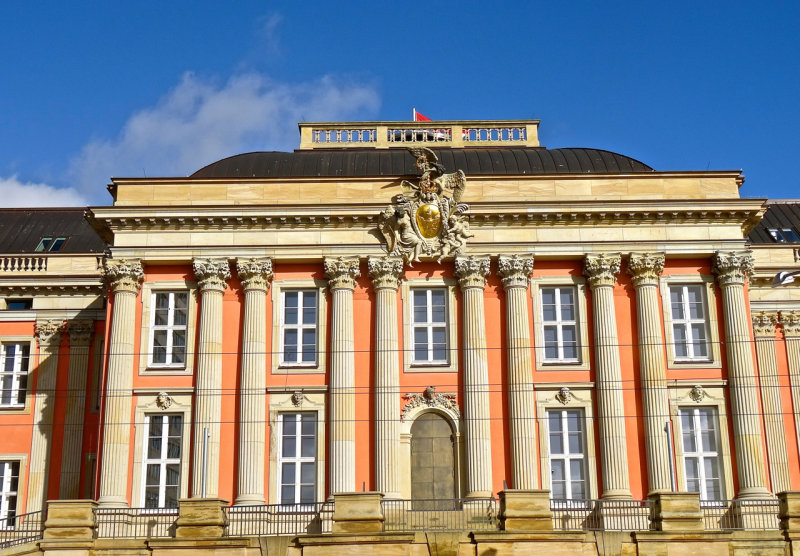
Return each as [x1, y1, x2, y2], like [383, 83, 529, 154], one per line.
[0, 208, 105, 254]
[748, 201, 800, 244]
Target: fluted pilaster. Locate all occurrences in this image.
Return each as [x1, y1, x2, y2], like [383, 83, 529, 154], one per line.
[235, 258, 273, 505]
[59, 320, 94, 499]
[191, 258, 231, 498]
[584, 253, 631, 499]
[99, 258, 143, 507]
[325, 256, 361, 493]
[628, 253, 672, 493]
[713, 251, 769, 498]
[368, 256, 403, 499]
[497, 255, 537, 489]
[782, 311, 800, 474]
[455, 255, 493, 497]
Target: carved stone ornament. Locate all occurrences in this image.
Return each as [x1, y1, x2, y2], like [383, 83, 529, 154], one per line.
[782, 311, 800, 338]
[66, 320, 94, 346]
[713, 251, 754, 287]
[378, 147, 473, 265]
[555, 387, 573, 405]
[155, 392, 173, 410]
[497, 255, 534, 290]
[628, 253, 665, 287]
[35, 320, 64, 346]
[584, 253, 622, 288]
[193, 258, 231, 292]
[367, 256, 404, 290]
[102, 258, 144, 293]
[291, 391, 304, 407]
[324, 256, 361, 291]
[752, 311, 778, 338]
[689, 385, 706, 403]
[454, 256, 491, 289]
[236, 258, 273, 291]
[401, 385, 460, 421]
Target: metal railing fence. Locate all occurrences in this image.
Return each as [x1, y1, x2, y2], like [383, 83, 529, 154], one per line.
[223, 502, 334, 537]
[95, 507, 178, 539]
[550, 499, 654, 531]
[701, 499, 780, 531]
[0, 511, 45, 549]
[382, 498, 498, 532]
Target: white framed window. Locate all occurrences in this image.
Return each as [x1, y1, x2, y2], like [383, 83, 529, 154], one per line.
[0, 343, 29, 408]
[149, 291, 188, 367]
[768, 228, 800, 243]
[411, 288, 448, 365]
[278, 413, 317, 505]
[280, 290, 318, 366]
[669, 285, 710, 361]
[541, 286, 579, 363]
[546, 409, 587, 500]
[0, 460, 19, 527]
[141, 414, 182, 509]
[679, 407, 724, 501]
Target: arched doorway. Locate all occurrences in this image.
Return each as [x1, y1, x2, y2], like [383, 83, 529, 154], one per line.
[410, 412, 456, 507]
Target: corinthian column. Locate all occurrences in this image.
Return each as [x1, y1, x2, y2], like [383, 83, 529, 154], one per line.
[368, 256, 403, 499]
[324, 256, 361, 494]
[628, 253, 672, 493]
[234, 258, 272, 505]
[713, 251, 770, 498]
[59, 320, 94, 499]
[27, 320, 63, 513]
[455, 255, 493, 497]
[99, 259, 143, 507]
[782, 311, 800, 469]
[584, 253, 631, 499]
[191, 258, 231, 498]
[497, 255, 537, 489]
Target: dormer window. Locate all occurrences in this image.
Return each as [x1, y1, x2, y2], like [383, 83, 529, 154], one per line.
[34, 236, 68, 252]
[768, 228, 800, 243]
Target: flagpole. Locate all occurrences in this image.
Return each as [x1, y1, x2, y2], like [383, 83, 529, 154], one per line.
[412, 107, 416, 121]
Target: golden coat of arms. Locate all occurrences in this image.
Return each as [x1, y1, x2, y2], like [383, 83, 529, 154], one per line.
[378, 147, 472, 264]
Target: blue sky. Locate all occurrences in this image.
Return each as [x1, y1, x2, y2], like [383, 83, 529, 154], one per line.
[0, 2, 798, 206]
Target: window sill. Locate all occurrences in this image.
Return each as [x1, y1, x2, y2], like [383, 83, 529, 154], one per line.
[142, 365, 191, 376]
[274, 364, 324, 374]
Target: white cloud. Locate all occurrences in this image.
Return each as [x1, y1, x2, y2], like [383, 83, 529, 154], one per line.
[0, 175, 87, 207]
[69, 72, 380, 203]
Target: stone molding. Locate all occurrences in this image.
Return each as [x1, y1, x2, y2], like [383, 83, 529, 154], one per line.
[497, 255, 534, 289]
[324, 256, 361, 291]
[235, 257, 273, 291]
[367, 256, 403, 290]
[193, 258, 231, 292]
[66, 320, 94, 346]
[584, 253, 621, 288]
[627, 252, 665, 287]
[35, 320, 63, 346]
[401, 386, 460, 420]
[102, 258, 144, 293]
[782, 311, 800, 337]
[713, 251, 754, 287]
[752, 311, 779, 338]
[454, 255, 491, 289]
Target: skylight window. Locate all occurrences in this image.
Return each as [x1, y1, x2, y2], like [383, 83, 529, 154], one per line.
[34, 236, 68, 252]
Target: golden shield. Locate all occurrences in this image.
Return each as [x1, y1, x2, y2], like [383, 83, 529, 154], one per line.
[415, 203, 441, 238]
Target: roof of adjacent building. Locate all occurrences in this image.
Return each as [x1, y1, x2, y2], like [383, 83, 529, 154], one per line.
[191, 147, 654, 178]
[0, 208, 105, 253]
[748, 201, 800, 244]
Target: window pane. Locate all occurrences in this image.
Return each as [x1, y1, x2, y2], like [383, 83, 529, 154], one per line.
[570, 480, 585, 500]
[155, 293, 170, 309]
[541, 288, 555, 307]
[566, 411, 581, 433]
[684, 457, 699, 482]
[548, 412, 562, 432]
[146, 464, 161, 485]
[302, 306, 316, 325]
[541, 302, 557, 322]
[673, 325, 687, 358]
[300, 485, 315, 504]
[173, 308, 187, 326]
[283, 330, 298, 362]
[560, 289, 575, 320]
[301, 436, 315, 458]
[167, 438, 181, 459]
[431, 304, 446, 324]
[549, 431, 564, 455]
[281, 462, 295, 484]
[705, 478, 722, 501]
[551, 480, 566, 499]
[165, 464, 180, 486]
[543, 327, 558, 359]
[301, 329, 316, 362]
[164, 487, 179, 508]
[285, 291, 298, 308]
[551, 460, 565, 482]
[569, 459, 585, 482]
[281, 486, 295, 505]
[691, 324, 707, 357]
[301, 414, 315, 434]
[145, 486, 160, 508]
[301, 462, 315, 483]
[568, 433, 583, 454]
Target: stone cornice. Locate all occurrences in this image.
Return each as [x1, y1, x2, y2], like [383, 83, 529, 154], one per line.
[497, 255, 533, 290]
[584, 253, 621, 288]
[192, 258, 231, 292]
[752, 311, 779, 338]
[324, 257, 361, 291]
[713, 251, 754, 287]
[66, 320, 95, 346]
[455, 256, 491, 289]
[35, 320, 64, 346]
[782, 311, 800, 338]
[102, 259, 144, 294]
[367, 256, 403, 291]
[235, 258, 273, 292]
[628, 253, 665, 287]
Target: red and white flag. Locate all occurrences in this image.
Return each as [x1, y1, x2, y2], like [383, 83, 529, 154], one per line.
[413, 108, 431, 121]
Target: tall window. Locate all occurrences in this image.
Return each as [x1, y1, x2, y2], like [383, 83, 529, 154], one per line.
[0, 461, 19, 527]
[0, 343, 29, 408]
[411, 288, 448, 364]
[679, 407, 723, 501]
[278, 413, 316, 505]
[547, 409, 586, 500]
[541, 287, 578, 362]
[669, 285, 709, 360]
[280, 290, 317, 365]
[149, 292, 188, 367]
[142, 414, 182, 508]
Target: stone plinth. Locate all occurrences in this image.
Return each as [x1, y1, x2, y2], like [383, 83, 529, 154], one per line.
[175, 498, 228, 539]
[499, 490, 553, 532]
[331, 492, 384, 534]
[779, 491, 800, 539]
[648, 492, 704, 532]
[43, 500, 98, 541]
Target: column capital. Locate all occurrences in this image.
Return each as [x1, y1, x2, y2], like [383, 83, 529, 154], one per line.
[324, 256, 361, 291]
[35, 320, 64, 347]
[627, 252, 665, 287]
[782, 311, 800, 338]
[236, 257, 273, 292]
[66, 320, 94, 346]
[584, 253, 621, 288]
[367, 256, 403, 290]
[455, 255, 491, 289]
[752, 311, 779, 338]
[102, 258, 144, 294]
[497, 255, 534, 290]
[713, 250, 754, 287]
[193, 258, 231, 292]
